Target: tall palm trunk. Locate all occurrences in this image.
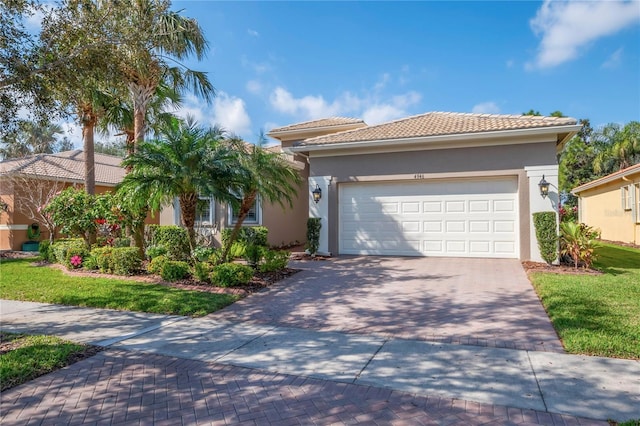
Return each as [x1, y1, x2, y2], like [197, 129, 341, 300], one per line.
[129, 82, 156, 149]
[81, 104, 98, 245]
[220, 191, 257, 262]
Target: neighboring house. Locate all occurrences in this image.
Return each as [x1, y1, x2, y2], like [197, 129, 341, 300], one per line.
[572, 163, 640, 245]
[0, 150, 129, 250]
[269, 112, 581, 262]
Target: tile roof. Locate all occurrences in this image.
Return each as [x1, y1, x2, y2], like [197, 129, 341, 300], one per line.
[269, 117, 365, 133]
[0, 150, 124, 185]
[572, 162, 640, 194]
[295, 112, 578, 146]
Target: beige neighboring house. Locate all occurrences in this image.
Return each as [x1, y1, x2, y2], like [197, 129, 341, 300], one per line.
[572, 163, 640, 245]
[269, 112, 581, 262]
[0, 150, 127, 250]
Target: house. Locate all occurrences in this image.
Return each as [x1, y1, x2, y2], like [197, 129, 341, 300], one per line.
[269, 112, 581, 262]
[0, 150, 129, 250]
[572, 163, 640, 245]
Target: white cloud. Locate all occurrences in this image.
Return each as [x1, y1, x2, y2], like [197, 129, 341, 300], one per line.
[241, 55, 271, 74]
[602, 47, 624, 69]
[212, 93, 252, 136]
[247, 29, 259, 37]
[173, 92, 252, 138]
[374, 73, 391, 91]
[472, 102, 501, 114]
[269, 86, 421, 125]
[528, 0, 640, 69]
[246, 80, 263, 95]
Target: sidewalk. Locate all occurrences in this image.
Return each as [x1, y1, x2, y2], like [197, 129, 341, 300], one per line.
[1, 299, 639, 424]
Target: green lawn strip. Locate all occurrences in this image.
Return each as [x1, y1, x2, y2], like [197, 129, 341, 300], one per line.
[529, 243, 640, 359]
[0, 332, 101, 391]
[0, 258, 239, 317]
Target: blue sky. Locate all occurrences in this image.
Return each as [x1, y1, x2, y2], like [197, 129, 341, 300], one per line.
[71, 1, 640, 145]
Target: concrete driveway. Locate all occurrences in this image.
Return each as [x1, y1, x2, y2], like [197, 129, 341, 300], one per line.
[210, 256, 563, 352]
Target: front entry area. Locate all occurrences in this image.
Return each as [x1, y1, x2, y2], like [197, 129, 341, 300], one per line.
[339, 178, 519, 258]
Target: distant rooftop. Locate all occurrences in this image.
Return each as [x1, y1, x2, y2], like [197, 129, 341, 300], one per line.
[268, 117, 366, 134]
[0, 150, 124, 185]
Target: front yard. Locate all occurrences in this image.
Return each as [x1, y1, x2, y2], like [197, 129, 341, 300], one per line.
[0, 257, 238, 317]
[529, 243, 640, 359]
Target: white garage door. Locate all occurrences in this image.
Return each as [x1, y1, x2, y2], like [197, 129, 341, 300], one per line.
[339, 178, 519, 258]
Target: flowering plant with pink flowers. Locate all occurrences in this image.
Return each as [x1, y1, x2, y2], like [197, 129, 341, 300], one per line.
[69, 255, 83, 268]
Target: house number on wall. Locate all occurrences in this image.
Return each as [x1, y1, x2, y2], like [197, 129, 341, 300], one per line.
[414, 174, 425, 179]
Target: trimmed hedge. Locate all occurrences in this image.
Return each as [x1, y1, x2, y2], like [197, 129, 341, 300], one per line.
[89, 246, 141, 275]
[148, 225, 190, 261]
[51, 239, 86, 265]
[160, 261, 190, 282]
[306, 218, 321, 256]
[211, 263, 253, 287]
[221, 226, 268, 247]
[533, 211, 558, 265]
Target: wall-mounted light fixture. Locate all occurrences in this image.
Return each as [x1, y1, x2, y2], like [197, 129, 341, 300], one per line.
[312, 184, 322, 203]
[538, 175, 550, 199]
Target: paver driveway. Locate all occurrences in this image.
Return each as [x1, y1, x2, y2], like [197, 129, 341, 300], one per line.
[210, 256, 563, 352]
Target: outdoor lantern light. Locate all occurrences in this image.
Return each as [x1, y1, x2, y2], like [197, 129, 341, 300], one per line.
[312, 184, 322, 203]
[538, 175, 550, 199]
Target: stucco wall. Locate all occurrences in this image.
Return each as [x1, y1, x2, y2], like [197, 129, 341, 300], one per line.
[578, 179, 639, 244]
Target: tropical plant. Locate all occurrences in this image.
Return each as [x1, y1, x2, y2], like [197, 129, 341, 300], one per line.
[593, 122, 640, 174]
[0, 120, 65, 159]
[220, 137, 302, 262]
[559, 221, 601, 269]
[109, 0, 214, 147]
[119, 117, 236, 250]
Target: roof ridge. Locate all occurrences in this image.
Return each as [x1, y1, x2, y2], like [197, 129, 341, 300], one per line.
[270, 116, 365, 133]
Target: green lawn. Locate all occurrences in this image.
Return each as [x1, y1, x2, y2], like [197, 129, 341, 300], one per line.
[0, 332, 99, 391]
[529, 243, 640, 359]
[0, 258, 238, 317]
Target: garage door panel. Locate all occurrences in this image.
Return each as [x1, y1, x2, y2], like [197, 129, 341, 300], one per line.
[339, 179, 518, 258]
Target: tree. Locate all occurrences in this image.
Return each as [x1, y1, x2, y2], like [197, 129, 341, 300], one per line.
[39, 0, 125, 196]
[0, 120, 66, 159]
[593, 122, 640, 174]
[3, 173, 66, 243]
[220, 136, 302, 262]
[522, 109, 541, 116]
[118, 117, 235, 251]
[110, 0, 214, 148]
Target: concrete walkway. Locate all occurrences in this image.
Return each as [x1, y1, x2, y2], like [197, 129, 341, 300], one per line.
[1, 299, 638, 425]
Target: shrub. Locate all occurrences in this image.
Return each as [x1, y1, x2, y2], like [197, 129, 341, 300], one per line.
[228, 241, 247, 259]
[221, 226, 268, 247]
[150, 226, 190, 261]
[533, 212, 558, 265]
[147, 255, 168, 275]
[210, 263, 253, 287]
[110, 247, 141, 275]
[306, 218, 321, 256]
[51, 239, 86, 265]
[145, 245, 168, 260]
[82, 255, 99, 270]
[259, 250, 290, 273]
[560, 222, 601, 269]
[65, 248, 88, 269]
[243, 244, 264, 268]
[193, 262, 211, 283]
[192, 246, 217, 263]
[113, 237, 131, 248]
[91, 247, 114, 272]
[160, 261, 190, 282]
[38, 240, 51, 261]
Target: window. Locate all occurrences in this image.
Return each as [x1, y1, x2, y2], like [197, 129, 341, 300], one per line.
[621, 185, 632, 211]
[228, 197, 261, 225]
[195, 196, 215, 227]
[635, 184, 640, 224]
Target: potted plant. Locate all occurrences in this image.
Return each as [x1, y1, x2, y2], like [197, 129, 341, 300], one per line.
[22, 222, 41, 251]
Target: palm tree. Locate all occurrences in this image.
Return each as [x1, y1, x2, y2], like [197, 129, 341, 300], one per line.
[593, 122, 640, 174]
[118, 116, 235, 250]
[113, 0, 214, 148]
[220, 136, 302, 262]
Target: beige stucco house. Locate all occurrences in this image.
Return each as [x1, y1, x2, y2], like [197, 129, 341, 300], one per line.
[0, 150, 132, 250]
[572, 163, 640, 245]
[270, 112, 581, 262]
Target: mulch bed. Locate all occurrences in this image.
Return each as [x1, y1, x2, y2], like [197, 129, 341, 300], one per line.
[521, 261, 602, 276]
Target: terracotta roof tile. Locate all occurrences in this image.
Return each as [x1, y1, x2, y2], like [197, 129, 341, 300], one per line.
[573, 162, 640, 193]
[295, 112, 578, 146]
[269, 117, 365, 133]
[0, 150, 124, 185]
